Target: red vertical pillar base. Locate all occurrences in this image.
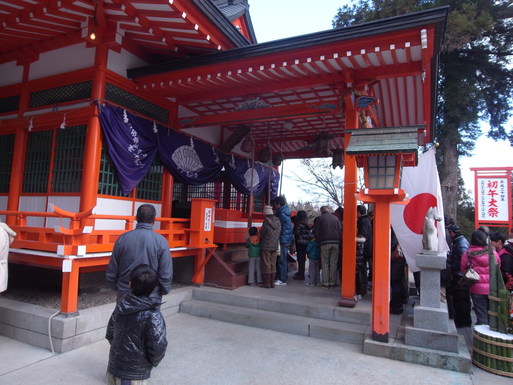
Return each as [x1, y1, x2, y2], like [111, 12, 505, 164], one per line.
[61, 260, 80, 315]
[372, 331, 389, 343]
[192, 250, 205, 284]
[338, 297, 357, 308]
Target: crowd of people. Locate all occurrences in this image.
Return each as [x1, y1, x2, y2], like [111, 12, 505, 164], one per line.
[246, 196, 345, 289]
[446, 223, 512, 328]
[246, 198, 513, 330]
[247, 197, 349, 290]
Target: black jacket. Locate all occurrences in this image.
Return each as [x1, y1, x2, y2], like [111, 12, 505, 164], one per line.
[314, 212, 342, 245]
[294, 220, 312, 246]
[106, 293, 168, 380]
[357, 215, 373, 259]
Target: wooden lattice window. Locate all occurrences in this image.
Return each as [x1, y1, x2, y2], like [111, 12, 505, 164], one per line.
[0, 134, 15, 193]
[0, 95, 19, 114]
[229, 186, 248, 211]
[253, 194, 263, 213]
[172, 182, 185, 202]
[105, 83, 169, 123]
[98, 149, 124, 197]
[52, 126, 86, 193]
[188, 183, 215, 200]
[136, 158, 163, 201]
[23, 130, 52, 193]
[29, 81, 92, 108]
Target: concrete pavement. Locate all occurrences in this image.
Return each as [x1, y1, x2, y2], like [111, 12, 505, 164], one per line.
[1, 311, 510, 385]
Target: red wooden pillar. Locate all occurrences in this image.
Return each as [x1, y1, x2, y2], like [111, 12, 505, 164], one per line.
[161, 169, 174, 221]
[80, 43, 108, 215]
[61, 259, 80, 314]
[356, 191, 405, 342]
[7, 128, 28, 226]
[7, 63, 31, 225]
[340, 89, 359, 306]
[340, 151, 357, 302]
[370, 196, 392, 342]
[60, 43, 107, 314]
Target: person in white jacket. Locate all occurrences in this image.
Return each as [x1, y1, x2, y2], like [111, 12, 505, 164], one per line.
[0, 221, 16, 293]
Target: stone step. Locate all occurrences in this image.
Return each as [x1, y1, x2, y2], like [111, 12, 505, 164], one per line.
[0, 286, 192, 353]
[363, 298, 471, 373]
[204, 254, 248, 289]
[180, 299, 369, 345]
[190, 286, 370, 325]
[226, 258, 249, 274]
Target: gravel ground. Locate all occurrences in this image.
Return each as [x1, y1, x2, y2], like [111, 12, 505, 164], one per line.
[3, 266, 187, 311]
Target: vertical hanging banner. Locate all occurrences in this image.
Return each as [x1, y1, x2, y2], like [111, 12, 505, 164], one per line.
[97, 103, 159, 195]
[477, 178, 508, 222]
[472, 168, 512, 226]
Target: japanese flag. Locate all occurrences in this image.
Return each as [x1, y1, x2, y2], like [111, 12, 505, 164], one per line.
[391, 148, 449, 272]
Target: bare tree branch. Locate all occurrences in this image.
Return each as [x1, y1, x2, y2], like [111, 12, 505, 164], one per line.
[286, 158, 345, 207]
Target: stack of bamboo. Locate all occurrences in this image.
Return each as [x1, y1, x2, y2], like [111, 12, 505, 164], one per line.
[471, 245, 513, 376]
[472, 325, 513, 377]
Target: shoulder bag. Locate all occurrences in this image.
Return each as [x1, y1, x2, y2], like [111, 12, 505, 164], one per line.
[458, 254, 480, 287]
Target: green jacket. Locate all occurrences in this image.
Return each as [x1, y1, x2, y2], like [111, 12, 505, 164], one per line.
[245, 235, 261, 258]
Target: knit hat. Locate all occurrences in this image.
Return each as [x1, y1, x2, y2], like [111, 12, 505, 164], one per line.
[263, 206, 274, 216]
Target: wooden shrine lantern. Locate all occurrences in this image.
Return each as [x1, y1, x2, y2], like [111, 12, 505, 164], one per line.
[346, 126, 421, 343]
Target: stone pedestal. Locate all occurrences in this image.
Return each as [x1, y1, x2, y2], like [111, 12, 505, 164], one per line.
[405, 250, 459, 353]
[414, 250, 448, 332]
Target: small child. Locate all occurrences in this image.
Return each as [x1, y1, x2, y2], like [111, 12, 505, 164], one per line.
[106, 264, 168, 385]
[305, 236, 320, 286]
[246, 226, 262, 286]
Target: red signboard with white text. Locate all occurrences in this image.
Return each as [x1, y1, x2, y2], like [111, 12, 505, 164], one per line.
[471, 167, 512, 229]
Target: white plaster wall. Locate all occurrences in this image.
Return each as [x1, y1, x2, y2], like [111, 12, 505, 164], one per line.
[182, 125, 222, 145]
[46, 196, 80, 230]
[19, 196, 47, 227]
[177, 105, 198, 118]
[0, 196, 7, 222]
[94, 198, 133, 230]
[0, 61, 23, 87]
[108, 49, 148, 78]
[29, 43, 95, 81]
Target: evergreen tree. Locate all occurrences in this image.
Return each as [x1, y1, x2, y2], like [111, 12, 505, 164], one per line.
[333, 0, 513, 222]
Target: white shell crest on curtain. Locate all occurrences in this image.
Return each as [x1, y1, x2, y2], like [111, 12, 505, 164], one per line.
[244, 167, 260, 192]
[172, 137, 204, 178]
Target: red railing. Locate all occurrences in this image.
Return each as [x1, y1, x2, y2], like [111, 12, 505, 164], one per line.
[1, 206, 191, 256]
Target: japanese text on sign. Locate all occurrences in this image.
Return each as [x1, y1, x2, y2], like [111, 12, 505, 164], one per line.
[477, 177, 508, 222]
[204, 207, 212, 231]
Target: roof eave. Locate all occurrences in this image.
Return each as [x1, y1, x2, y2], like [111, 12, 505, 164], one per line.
[193, 0, 252, 48]
[128, 6, 448, 79]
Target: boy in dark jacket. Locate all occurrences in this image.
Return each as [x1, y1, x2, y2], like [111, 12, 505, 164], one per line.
[106, 264, 168, 384]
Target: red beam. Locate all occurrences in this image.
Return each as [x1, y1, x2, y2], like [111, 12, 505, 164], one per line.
[177, 103, 338, 128]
